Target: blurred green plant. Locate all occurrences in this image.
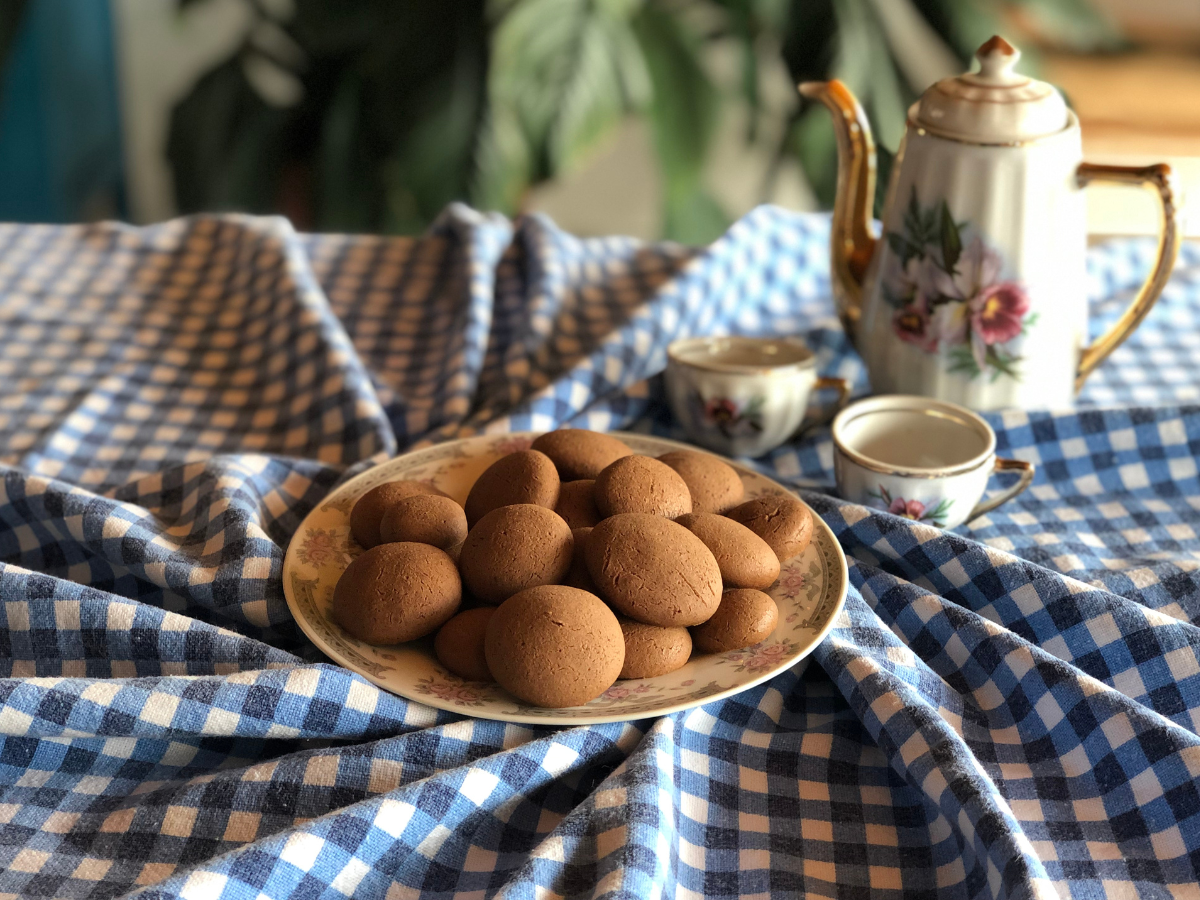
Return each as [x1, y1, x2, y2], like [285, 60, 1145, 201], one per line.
[166, 0, 1121, 241]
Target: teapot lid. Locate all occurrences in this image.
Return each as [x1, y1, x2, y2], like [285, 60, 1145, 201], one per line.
[913, 36, 1070, 143]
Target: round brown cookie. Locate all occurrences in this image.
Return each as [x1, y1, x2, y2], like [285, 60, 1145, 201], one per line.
[690, 588, 779, 653]
[657, 450, 745, 514]
[531, 430, 633, 481]
[563, 527, 597, 592]
[675, 513, 780, 590]
[379, 493, 468, 550]
[586, 513, 721, 627]
[350, 480, 449, 549]
[485, 585, 624, 707]
[464, 450, 560, 527]
[459, 504, 574, 604]
[332, 542, 461, 645]
[726, 494, 814, 561]
[594, 456, 692, 519]
[554, 480, 600, 529]
[434, 607, 496, 682]
[618, 616, 692, 679]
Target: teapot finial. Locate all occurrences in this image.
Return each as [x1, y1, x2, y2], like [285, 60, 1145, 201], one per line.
[913, 34, 1067, 142]
[974, 36, 1021, 82]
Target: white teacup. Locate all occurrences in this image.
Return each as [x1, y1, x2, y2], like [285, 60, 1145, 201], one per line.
[831, 395, 1034, 529]
[665, 336, 850, 457]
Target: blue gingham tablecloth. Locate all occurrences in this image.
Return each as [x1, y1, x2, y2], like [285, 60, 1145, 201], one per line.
[1, 205, 1199, 900]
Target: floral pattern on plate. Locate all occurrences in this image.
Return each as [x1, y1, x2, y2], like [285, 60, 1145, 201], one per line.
[282, 432, 848, 725]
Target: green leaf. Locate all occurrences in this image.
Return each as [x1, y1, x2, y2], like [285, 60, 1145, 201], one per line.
[631, 4, 715, 190]
[378, 42, 489, 232]
[488, 0, 649, 185]
[947, 345, 981, 378]
[940, 199, 961, 272]
[662, 186, 730, 246]
[167, 54, 291, 216]
[789, 106, 837, 210]
[904, 186, 920, 232]
[631, 2, 728, 241]
[886, 230, 923, 267]
[1008, 0, 1125, 53]
[0, 0, 28, 76]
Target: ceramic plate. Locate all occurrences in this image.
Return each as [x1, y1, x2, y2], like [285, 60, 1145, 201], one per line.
[282, 432, 848, 725]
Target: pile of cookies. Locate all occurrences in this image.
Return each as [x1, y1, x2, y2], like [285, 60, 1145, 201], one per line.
[331, 429, 813, 708]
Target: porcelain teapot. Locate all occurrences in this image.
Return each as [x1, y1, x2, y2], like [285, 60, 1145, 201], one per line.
[800, 36, 1181, 411]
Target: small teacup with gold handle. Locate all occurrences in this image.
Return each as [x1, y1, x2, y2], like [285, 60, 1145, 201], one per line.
[831, 395, 1034, 529]
[665, 336, 851, 458]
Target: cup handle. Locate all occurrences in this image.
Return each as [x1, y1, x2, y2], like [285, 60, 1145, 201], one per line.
[795, 376, 852, 437]
[966, 458, 1035, 522]
[1074, 162, 1181, 392]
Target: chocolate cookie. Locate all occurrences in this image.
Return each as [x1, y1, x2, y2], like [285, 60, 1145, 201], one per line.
[726, 494, 814, 561]
[675, 513, 780, 590]
[434, 607, 495, 682]
[690, 588, 779, 653]
[332, 542, 461, 645]
[459, 504, 574, 604]
[464, 450, 560, 527]
[594, 456, 692, 519]
[618, 616, 692, 679]
[350, 480, 448, 549]
[657, 450, 745, 514]
[531, 430, 633, 480]
[485, 585, 624, 707]
[554, 480, 601, 529]
[563, 527, 597, 592]
[586, 513, 721, 627]
[379, 493, 468, 550]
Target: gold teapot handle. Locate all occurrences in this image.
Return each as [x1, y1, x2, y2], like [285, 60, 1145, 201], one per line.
[1074, 162, 1182, 392]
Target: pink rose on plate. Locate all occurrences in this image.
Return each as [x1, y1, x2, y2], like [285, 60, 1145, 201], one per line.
[778, 568, 807, 598]
[738, 642, 791, 672]
[888, 497, 926, 520]
[297, 529, 348, 568]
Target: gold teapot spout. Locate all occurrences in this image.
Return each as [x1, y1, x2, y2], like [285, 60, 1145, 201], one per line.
[798, 80, 878, 343]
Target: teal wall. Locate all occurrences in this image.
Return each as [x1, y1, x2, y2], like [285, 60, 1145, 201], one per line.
[0, 0, 125, 222]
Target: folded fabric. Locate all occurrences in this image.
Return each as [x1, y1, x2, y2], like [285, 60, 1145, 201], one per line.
[0, 206, 1198, 900]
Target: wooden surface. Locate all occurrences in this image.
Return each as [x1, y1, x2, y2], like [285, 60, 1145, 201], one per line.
[1044, 49, 1200, 238]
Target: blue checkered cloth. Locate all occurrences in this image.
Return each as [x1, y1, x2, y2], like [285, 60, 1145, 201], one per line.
[1, 206, 1199, 900]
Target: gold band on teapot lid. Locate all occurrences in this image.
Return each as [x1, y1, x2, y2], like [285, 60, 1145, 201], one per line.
[913, 36, 1070, 144]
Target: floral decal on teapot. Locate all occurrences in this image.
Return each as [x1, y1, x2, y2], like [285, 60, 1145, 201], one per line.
[884, 189, 1037, 381]
[867, 484, 954, 527]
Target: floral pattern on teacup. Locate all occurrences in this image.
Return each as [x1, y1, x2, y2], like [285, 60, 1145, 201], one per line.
[691, 392, 764, 439]
[884, 188, 1037, 381]
[867, 484, 954, 528]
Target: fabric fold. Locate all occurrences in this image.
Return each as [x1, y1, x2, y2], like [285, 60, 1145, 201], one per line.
[1, 207, 1199, 899]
